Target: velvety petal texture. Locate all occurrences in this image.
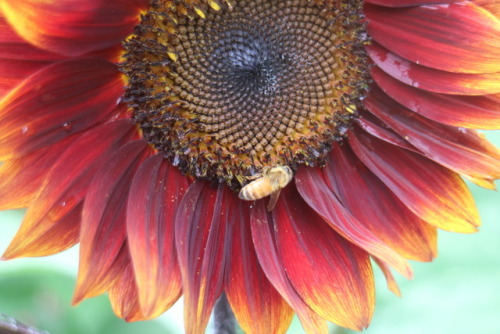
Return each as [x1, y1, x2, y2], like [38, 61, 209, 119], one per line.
[365, 0, 463, 6]
[250, 199, 329, 334]
[373, 258, 401, 297]
[325, 144, 437, 262]
[108, 261, 145, 322]
[127, 154, 187, 318]
[0, 0, 499, 333]
[3, 120, 136, 258]
[225, 200, 295, 334]
[0, 0, 147, 56]
[272, 187, 375, 330]
[349, 128, 480, 233]
[366, 43, 500, 95]
[366, 2, 500, 74]
[296, 167, 413, 278]
[371, 67, 500, 129]
[365, 86, 500, 185]
[0, 136, 75, 210]
[75, 140, 151, 302]
[355, 111, 418, 152]
[175, 182, 233, 334]
[0, 14, 63, 97]
[0, 58, 124, 159]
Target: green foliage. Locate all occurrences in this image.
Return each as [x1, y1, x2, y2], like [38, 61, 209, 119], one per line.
[0, 269, 174, 334]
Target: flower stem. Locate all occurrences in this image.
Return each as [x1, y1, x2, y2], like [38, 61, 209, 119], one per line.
[0, 314, 47, 334]
[213, 293, 237, 334]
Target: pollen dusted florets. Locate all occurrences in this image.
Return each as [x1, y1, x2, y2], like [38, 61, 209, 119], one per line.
[121, 0, 370, 189]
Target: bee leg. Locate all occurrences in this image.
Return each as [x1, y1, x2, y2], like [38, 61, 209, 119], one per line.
[266, 189, 282, 211]
[247, 172, 262, 180]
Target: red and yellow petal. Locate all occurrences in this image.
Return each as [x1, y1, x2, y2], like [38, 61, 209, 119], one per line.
[2, 120, 136, 259]
[174, 182, 233, 334]
[295, 167, 412, 278]
[324, 144, 437, 262]
[250, 200, 329, 334]
[73, 244, 131, 304]
[0, 14, 63, 98]
[0, 58, 124, 160]
[0, 135, 74, 210]
[355, 111, 417, 152]
[371, 67, 500, 129]
[273, 186, 375, 330]
[365, 0, 463, 7]
[108, 260, 145, 322]
[127, 154, 188, 318]
[225, 199, 294, 334]
[365, 86, 500, 185]
[373, 258, 401, 297]
[366, 42, 500, 95]
[0, 0, 147, 57]
[475, 0, 500, 18]
[366, 2, 500, 74]
[74, 140, 151, 302]
[349, 127, 480, 233]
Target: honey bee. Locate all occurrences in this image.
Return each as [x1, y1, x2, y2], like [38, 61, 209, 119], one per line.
[238, 165, 293, 211]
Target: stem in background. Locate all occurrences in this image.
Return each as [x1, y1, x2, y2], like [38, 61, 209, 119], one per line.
[0, 314, 47, 334]
[213, 293, 237, 334]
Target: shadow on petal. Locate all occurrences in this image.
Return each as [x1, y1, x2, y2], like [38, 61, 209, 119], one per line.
[74, 140, 151, 302]
[127, 154, 188, 318]
[349, 126, 480, 233]
[175, 182, 234, 334]
[225, 199, 294, 334]
[273, 186, 375, 330]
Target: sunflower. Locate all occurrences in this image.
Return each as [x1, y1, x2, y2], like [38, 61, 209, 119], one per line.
[0, 0, 499, 333]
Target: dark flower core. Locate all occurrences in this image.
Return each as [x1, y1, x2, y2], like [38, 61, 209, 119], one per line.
[122, 0, 369, 188]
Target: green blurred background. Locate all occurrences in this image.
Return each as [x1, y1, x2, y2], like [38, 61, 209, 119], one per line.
[1, 132, 499, 334]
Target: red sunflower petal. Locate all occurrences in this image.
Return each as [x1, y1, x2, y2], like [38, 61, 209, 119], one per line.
[475, 0, 500, 18]
[349, 127, 480, 233]
[366, 42, 500, 95]
[324, 144, 437, 262]
[2, 203, 82, 261]
[225, 199, 294, 334]
[2, 120, 136, 259]
[365, 2, 500, 74]
[371, 67, 500, 129]
[355, 110, 418, 152]
[0, 135, 74, 210]
[0, 14, 63, 98]
[272, 186, 375, 330]
[0, 0, 147, 56]
[373, 258, 401, 297]
[74, 140, 151, 302]
[355, 108, 499, 190]
[108, 260, 145, 322]
[175, 182, 232, 334]
[127, 154, 188, 318]
[0, 58, 124, 160]
[365, 0, 462, 6]
[295, 167, 413, 278]
[365, 86, 500, 184]
[250, 200, 329, 334]
[73, 244, 131, 304]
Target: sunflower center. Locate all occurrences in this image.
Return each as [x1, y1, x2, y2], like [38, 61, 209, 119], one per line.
[121, 0, 369, 188]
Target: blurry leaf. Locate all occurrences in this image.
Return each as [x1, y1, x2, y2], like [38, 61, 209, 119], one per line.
[0, 268, 172, 334]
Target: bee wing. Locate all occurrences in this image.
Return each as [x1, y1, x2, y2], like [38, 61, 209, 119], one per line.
[266, 188, 282, 211]
[267, 166, 293, 188]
